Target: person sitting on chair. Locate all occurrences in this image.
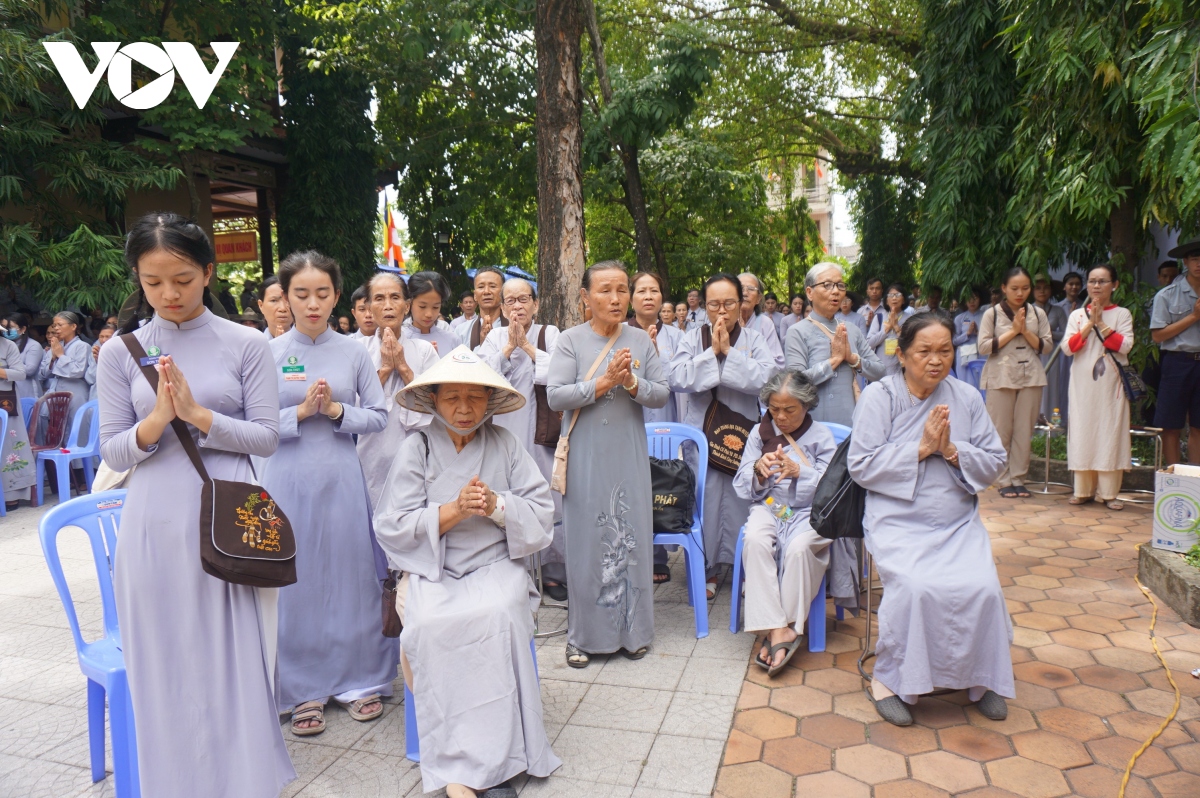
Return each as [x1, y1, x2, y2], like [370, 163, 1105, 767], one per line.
[733, 370, 836, 675]
[373, 346, 562, 798]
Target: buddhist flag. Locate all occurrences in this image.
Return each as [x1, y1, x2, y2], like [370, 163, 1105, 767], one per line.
[384, 208, 406, 271]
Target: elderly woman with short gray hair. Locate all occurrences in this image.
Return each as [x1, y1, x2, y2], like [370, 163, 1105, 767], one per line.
[784, 263, 885, 427]
[732, 370, 837, 675]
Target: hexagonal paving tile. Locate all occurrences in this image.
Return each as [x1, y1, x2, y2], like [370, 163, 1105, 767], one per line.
[1012, 661, 1079, 689]
[732, 707, 796, 741]
[834, 743, 907, 784]
[714, 761, 793, 798]
[910, 750, 988, 793]
[1057, 684, 1131, 716]
[798, 713, 864, 748]
[792, 770, 870, 798]
[1034, 707, 1111, 741]
[768, 685, 832, 719]
[760, 736, 830, 776]
[939, 725, 1013, 761]
[986, 756, 1071, 798]
[1011, 729, 1092, 769]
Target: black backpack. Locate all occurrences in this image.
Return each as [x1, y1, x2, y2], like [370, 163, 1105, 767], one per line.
[809, 434, 865, 540]
[650, 457, 696, 534]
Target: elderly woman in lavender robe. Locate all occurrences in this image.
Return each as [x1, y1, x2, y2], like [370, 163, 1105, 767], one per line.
[848, 313, 1012, 727]
[733, 370, 836, 675]
[673, 273, 778, 599]
[374, 346, 561, 798]
[478, 277, 565, 597]
[357, 271, 440, 509]
[260, 252, 397, 736]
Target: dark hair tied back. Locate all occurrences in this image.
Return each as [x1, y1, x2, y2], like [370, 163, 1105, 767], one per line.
[278, 250, 343, 295]
[702, 273, 744, 304]
[582, 260, 629, 290]
[1087, 262, 1119, 285]
[407, 271, 451, 303]
[121, 212, 214, 333]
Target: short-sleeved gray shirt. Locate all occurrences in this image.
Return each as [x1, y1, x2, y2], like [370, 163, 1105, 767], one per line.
[1150, 276, 1200, 352]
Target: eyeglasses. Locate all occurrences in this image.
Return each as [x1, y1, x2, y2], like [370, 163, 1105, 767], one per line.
[1086, 279, 1112, 287]
[502, 294, 534, 307]
[706, 299, 741, 311]
[887, 292, 904, 298]
[813, 281, 847, 292]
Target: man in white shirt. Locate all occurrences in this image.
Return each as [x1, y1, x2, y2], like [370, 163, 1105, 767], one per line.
[449, 291, 477, 331]
[349, 285, 376, 340]
[457, 267, 508, 350]
[682, 289, 704, 331]
[857, 277, 884, 325]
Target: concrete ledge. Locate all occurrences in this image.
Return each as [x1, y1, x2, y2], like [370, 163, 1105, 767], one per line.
[1138, 545, 1200, 628]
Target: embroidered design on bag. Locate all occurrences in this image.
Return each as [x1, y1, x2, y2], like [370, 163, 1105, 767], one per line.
[723, 434, 745, 452]
[236, 490, 284, 552]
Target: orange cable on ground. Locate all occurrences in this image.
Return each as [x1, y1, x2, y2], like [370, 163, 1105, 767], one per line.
[1121, 553, 1181, 798]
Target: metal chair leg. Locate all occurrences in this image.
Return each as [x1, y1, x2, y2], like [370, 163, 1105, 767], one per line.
[532, 551, 567, 640]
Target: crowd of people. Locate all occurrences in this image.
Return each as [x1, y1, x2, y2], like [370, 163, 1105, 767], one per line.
[5, 207, 1200, 798]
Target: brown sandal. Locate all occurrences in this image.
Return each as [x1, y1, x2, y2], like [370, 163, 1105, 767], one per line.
[291, 701, 326, 736]
[346, 693, 383, 722]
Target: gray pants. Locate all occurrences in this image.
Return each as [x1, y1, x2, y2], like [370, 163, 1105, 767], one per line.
[742, 505, 831, 634]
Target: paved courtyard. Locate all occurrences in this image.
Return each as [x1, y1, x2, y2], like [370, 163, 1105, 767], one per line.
[0, 500, 746, 798]
[2, 490, 1199, 797]
[716, 493, 1200, 798]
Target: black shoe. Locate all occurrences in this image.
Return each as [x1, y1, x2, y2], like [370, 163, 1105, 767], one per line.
[543, 580, 568, 602]
[872, 695, 913, 726]
[480, 782, 517, 798]
[976, 690, 1008, 720]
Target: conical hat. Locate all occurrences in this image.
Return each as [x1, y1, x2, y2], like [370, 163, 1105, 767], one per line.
[396, 345, 526, 416]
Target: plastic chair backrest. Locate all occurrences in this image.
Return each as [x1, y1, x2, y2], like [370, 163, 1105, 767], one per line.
[38, 490, 126, 654]
[823, 422, 851, 445]
[20, 396, 35, 424]
[64, 399, 100, 452]
[645, 422, 709, 534]
[30, 391, 73, 447]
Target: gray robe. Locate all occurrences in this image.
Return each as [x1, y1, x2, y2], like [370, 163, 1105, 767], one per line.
[261, 328, 397, 708]
[1036, 301, 1068, 420]
[547, 323, 669, 653]
[784, 312, 885, 426]
[848, 374, 1013, 703]
[478, 323, 565, 576]
[38, 335, 90, 438]
[356, 331, 440, 509]
[746, 312, 786, 371]
[14, 336, 43, 401]
[98, 310, 295, 797]
[373, 422, 562, 792]
[671, 324, 778, 568]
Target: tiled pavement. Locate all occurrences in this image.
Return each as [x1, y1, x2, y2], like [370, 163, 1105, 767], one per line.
[4, 489, 1200, 797]
[715, 492, 1200, 798]
[0, 500, 748, 798]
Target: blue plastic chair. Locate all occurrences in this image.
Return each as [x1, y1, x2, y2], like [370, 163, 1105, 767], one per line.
[39, 490, 140, 798]
[37, 399, 100, 505]
[20, 395, 35, 424]
[965, 359, 985, 400]
[729, 421, 852, 650]
[645, 422, 709, 639]
[404, 638, 538, 763]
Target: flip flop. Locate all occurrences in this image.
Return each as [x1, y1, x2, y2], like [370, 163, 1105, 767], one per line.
[1013, 486, 1032, 498]
[653, 564, 671, 584]
[998, 486, 1020, 498]
[566, 644, 590, 669]
[706, 579, 718, 600]
[754, 640, 773, 670]
[766, 637, 803, 676]
[622, 646, 649, 660]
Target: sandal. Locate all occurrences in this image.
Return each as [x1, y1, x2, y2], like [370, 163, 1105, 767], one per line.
[706, 579, 718, 600]
[1068, 495, 1093, 506]
[1106, 499, 1125, 511]
[998, 486, 1020, 498]
[566, 644, 590, 669]
[346, 693, 383, 722]
[291, 701, 326, 736]
[622, 646, 649, 660]
[1012, 485, 1031, 498]
[766, 637, 803, 676]
[653, 564, 671, 584]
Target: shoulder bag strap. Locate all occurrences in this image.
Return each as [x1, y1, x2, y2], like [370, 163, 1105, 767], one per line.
[562, 329, 622, 442]
[120, 333, 211, 483]
[537, 324, 547, 352]
[780, 430, 812, 467]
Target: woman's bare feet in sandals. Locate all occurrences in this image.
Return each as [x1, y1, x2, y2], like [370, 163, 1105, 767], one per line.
[345, 694, 383, 721]
[291, 701, 325, 735]
[447, 784, 477, 798]
[756, 627, 799, 669]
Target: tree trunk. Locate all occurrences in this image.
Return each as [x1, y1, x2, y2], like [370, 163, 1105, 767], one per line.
[535, 0, 586, 331]
[1109, 182, 1137, 277]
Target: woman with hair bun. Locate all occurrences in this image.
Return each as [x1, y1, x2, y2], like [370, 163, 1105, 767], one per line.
[38, 310, 91, 432]
[260, 251, 395, 736]
[405, 270, 459, 356]
[97, 212, 294, 796]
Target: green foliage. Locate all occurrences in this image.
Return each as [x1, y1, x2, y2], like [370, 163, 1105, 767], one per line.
[1001, 0, 1147, 272]
[846, 174, 918, 292]
[585, 132, 782, 295]
[0, 0, 179, 311]
[582, 31, 718, 165]
[1134, 1, 1200, 234]
[276, 28, 379, 300]
[1185, 544, 1200, 569]
[302, 0, 540, 287]
[907, 0, 1018, 292]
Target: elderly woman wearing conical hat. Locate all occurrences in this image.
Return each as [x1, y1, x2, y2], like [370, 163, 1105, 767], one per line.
[373, 346, 562, 798]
